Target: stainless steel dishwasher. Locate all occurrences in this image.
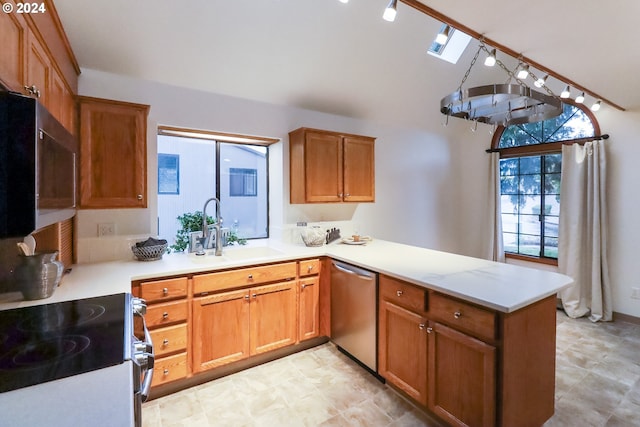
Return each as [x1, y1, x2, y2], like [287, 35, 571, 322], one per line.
[330, 260, 378, 372]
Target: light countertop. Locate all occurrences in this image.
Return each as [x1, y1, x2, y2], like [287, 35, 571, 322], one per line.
[0, 238, 573, 313]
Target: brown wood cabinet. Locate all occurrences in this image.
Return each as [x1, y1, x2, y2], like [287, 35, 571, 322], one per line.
[289, 127, 375, 204]
[192, 279, 297, 373]
[136, 276, 190, 388]
[298, 258, 321, 342]
[378, 274, 556, 427]
[78, 96, 149, 208]
[0, 1, 28, 92]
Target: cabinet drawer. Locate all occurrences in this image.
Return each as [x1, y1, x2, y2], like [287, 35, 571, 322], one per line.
[380, 275, 426, 314]
[140, 277, 188, 303]
[145, 300, 188, 328]
[429, 292, 496, 341]
[193, 262, 297, 294]
[152, 352, 187, 387]
[150, 323, 188, 357]
[299, 258, 321, 277]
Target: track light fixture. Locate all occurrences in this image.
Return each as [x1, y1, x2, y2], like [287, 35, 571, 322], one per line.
[560, 85, 571, 99]
[383, 0, 398, 22]
[435, 26, 450, 44]
[534, 75, 548, 88]
[591, 100, 602, 111]
[484, 49, 496, 67]
[575, 92, 585, 104]
[516, 64, 529, 80]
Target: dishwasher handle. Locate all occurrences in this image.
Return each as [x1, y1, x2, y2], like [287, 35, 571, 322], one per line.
[332, 261, 375, 281]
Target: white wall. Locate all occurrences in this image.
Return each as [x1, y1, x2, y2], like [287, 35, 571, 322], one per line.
[76, 69, 458, 261]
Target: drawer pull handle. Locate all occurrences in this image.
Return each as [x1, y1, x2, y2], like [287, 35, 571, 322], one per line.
[162, 287, 169, 295]
[418, 323, 425, 330]
[163, 339, 169, 346]
[163, 369, 169, 375]
[396, 290, 403, 297]
[307, 265, 313, 272]
[426, 327, 433, 334]
[252, 293, 257, 299]
[301, 284, 307, 289]
[162, 312, 169, 319]
[244, 295, 250, 300]
[248, 274, 253, 280]
[454, 311, 462, 319]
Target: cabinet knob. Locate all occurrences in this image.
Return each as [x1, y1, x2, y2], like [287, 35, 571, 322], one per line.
[307, 265, 313, 272]
[338, 193, 343, 198]
[418, 323, 425, 330]
[248, 274, 253, 280]
[162, 312, 169, 319]
[163, 339, 169, 346]
[137, 194, 143, 200]
[454, 311, 462, 319]
[345, 193, 350, 197]
[396, 290, 403, 297]
[163, 369, 169, 375]
[426, 327, 433, 334]
[244, 295, 250, 300]
[24, 85, 41, 98]
[301, 283, 307, 289]
[252, 293, 257, 299]
[162, 287, 169, 295]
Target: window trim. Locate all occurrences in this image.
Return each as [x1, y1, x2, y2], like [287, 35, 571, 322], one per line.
[490, 100, 600, 266]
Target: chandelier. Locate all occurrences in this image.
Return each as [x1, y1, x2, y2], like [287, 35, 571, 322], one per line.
[440, 44, 563, 127]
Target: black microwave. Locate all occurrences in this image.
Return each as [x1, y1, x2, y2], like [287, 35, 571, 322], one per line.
[0, 91, 77, 238]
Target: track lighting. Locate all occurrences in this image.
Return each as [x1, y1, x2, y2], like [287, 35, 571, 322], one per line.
[591, 100, 602, 111]
[575, 92, 585, 104]
[560, 85, 571, 99]
[383, 0, 397, 22]
[435, 26, 450, 44]
[534, 75, 548, 88]
[516, 64, 529, 80]
[484, 49, 496, 67]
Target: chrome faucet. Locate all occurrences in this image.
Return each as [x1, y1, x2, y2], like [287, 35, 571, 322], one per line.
[197, 197, 223, 256]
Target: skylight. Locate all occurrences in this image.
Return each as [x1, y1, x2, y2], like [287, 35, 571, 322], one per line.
[427, 25, 471, 64]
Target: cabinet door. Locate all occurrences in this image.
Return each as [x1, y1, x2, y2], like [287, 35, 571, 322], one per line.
[304, 131, 343, 202]
[78, 97, 149, 208]
[25, 29, 50, 106]
[343, 136, 375, 202]
[0, 1, 26, 91]
[378, 300, 428, 406]
[298, 277, 319, 341]
[250, 281, 297, 355]
[428, 322, 496, 427]
[192, 289, 250, 372]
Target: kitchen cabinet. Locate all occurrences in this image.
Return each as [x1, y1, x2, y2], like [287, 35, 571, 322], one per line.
[378, 275, 429, 405]
[192, 262, 298, 373]
[25, 28, 50, 107]
[137, 277, 189, 388]
[0, 1, 27, 91]
[298, 258, 321, 341]
[78, 96, 149, 208]
[378, 274, 555, 427]
[289, 127, 375, 203]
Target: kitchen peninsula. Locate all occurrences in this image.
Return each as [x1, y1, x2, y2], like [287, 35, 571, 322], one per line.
[0, 239, 572, 427]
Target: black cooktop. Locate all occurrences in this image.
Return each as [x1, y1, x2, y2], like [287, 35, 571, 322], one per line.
[0, 293, 128, 393]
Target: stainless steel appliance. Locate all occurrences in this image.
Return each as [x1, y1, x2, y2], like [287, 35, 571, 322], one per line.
[0, 293, 153, 427]
[0, 91, 77, 238]
[330, 260, 378, 372]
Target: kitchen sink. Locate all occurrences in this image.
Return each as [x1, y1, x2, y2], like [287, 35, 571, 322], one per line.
[221, 246, 284, 260]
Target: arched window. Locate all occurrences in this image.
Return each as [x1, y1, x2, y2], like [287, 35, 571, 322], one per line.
[491, 102, 600, 264]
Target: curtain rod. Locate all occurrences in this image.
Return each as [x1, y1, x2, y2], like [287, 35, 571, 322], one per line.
[485, 134, 610, 153]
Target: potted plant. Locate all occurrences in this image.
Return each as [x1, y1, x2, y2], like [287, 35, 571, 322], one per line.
[169, 211, 246, 253]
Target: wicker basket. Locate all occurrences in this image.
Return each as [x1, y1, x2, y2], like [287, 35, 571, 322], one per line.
[131, 243, 168, 261]
[300, 227, 325, 247]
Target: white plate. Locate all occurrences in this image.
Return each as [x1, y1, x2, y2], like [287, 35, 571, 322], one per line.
[341, 238, 367, 245]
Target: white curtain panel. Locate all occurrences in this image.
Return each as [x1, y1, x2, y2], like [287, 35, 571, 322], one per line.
[558, 140, 612, 322]
[487, 152, 505, 262]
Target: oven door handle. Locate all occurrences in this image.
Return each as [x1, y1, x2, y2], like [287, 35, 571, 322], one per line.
[137, 315, 155, 402]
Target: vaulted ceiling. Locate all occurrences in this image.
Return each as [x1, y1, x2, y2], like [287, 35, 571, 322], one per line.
[54, 0, 640, 130]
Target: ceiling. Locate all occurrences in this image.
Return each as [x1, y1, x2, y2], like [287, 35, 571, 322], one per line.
[54, 0, 640, 131]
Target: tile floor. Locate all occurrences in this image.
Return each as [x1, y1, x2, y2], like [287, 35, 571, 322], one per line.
[143, 310, 640, 427]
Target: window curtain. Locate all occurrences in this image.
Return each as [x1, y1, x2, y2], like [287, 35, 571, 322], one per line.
[558, 140, 612, 322]
[487, 152, 505, 262]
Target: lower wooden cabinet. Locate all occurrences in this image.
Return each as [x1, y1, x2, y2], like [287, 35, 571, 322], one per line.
[428, 321, 496, 427]
[298, 276, 320, 341]
[192, 281, 297, 373]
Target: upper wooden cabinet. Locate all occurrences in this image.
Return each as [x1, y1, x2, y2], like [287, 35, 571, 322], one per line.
[289, 127, 375, 204]
[78, 96, 149, 208]
[0, 0, 79, 133]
